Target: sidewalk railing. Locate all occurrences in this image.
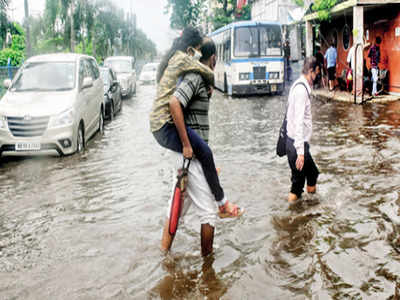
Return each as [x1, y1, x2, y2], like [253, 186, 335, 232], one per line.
[0, 65, 20, 97]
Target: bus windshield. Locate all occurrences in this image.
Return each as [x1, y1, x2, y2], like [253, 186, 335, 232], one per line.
[234, 25, 282, 57]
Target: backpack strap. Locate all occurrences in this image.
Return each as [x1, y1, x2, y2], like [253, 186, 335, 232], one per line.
[285, 81, 311, 117]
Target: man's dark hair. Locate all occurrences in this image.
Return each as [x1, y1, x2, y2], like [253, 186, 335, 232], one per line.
[376, 36, 382, 44]
[302, 56, 318, 75]
[200, 38, 216, 62]
[330, 40, 335, 47]
[157, 26, 203, 83]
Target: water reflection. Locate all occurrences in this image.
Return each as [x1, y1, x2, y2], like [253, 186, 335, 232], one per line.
[150, 255, 226, 300]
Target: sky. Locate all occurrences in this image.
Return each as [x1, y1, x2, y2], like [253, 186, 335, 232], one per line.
[8, 0, 177, 53]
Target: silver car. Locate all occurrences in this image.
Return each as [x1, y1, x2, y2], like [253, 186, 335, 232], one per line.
[0, 53, 105, 157]
[104, 56, 136, 97]
[139, 62, 159, 85]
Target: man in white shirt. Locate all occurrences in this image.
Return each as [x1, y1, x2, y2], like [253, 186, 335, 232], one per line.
[286, 56, 320, 204]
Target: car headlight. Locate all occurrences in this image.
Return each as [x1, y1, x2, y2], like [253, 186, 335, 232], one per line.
[239, 72, 250, 81]
[48, 108, 74, 128]
[0, 115, 7, 129]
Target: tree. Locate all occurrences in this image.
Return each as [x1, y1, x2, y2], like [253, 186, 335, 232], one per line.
[0, 0, 8, 11]
[312, 0, 338, 21]
[0, 22, 25, 66]
[14, 0, 157, 64]
[24, 0, 31, 57]
[165, 0, 206, 29]
[210, 0, 250, 31]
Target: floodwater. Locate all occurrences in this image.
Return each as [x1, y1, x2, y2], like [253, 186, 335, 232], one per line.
[1, 76, 400, 299]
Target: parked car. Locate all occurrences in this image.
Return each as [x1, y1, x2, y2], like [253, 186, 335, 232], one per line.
[0, 53, 105, 157]
[139, 62, 159, 85]
[100, 67, 122, 120]
[104, 56, 136, 97]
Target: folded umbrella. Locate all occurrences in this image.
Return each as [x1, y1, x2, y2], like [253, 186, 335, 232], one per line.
[169, 158, 191, 235]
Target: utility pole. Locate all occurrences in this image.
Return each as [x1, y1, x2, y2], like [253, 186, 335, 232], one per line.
[24, 0, 31, 57]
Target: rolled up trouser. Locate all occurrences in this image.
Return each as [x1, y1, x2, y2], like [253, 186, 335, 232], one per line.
[286, 137, 319, 198]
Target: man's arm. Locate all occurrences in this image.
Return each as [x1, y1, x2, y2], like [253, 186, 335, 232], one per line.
[170, 96, 192, 158]
[169, 73, 202, 158]
[293, 86, 307, 170]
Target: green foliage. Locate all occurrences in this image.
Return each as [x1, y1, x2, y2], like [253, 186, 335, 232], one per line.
[0, 0, 8, 11]
[312, 0, 338, 21]
[34, 37, 64, 54]
[16, 0, 158, 61]
[210, 1, 251, 31]
[165, 0, 206, 29]
[0, 47, 24, 65]
[0, 25, 25, 65]
[293, 0, 304, 7]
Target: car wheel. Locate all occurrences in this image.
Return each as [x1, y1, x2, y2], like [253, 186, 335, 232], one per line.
[77, 123, 85, 153]
[109, 101, 114, 121]
[224, 74, 227, 93]
[99, 109, 104, 134]
[118, 97, 122, 114]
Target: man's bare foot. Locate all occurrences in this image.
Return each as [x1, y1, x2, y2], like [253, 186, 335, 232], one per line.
[307, 185, 316, 194]
[288, 193, 299, 204]
[218, 201, 244, 218]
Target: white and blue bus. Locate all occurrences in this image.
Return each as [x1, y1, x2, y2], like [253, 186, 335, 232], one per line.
[209, 21, 284, 96]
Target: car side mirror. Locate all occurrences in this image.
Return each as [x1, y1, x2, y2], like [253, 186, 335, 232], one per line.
[3, 79, 11, 89]
[112, 80, 119, 87]
[82, 77, 93, 89]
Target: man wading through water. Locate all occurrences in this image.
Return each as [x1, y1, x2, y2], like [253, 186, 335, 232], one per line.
[286, 57, 320, 204]
[151, 33, 243, 256]
[150, 27, 242, 219]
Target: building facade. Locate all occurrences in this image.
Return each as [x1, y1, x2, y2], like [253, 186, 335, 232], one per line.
[250, 0, 303, 61]
[304, 0, 400, 95]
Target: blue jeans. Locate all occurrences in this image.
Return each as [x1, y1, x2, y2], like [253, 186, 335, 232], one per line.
[153, 123, 224, 202]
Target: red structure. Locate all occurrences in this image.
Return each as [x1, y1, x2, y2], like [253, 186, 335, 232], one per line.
[237, 0, 247, 10]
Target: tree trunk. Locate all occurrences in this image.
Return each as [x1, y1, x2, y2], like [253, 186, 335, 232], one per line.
[92, 32, 96, 58]
[70, 1, 75, 52]
[24, 0, 31, 57]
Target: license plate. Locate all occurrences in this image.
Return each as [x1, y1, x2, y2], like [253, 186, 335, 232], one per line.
[271, 84, 277, 92]
[15, 142, 41, 151]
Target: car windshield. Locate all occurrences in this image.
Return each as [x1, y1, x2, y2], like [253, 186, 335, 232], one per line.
[100, 69, 110, 86]
[11, 62, 76, 92]
[142, 64, 157, 72]
[234, 25, 282, 57]
[105, 60, 131, 73]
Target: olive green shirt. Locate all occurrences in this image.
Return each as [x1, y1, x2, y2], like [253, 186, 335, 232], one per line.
[149, 51, 214, 132]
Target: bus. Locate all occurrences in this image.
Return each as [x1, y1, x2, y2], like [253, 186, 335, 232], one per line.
[209, 21, 284, 96]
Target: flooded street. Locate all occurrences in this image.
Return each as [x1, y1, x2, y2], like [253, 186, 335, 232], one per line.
[1, 76, 400, 299]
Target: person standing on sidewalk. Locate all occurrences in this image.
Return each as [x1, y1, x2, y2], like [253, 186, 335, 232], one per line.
[286, 57, 320, 204]
[324, 41, 337, 91]
[159, 39, 242, 257]
[368, 36, 382, 97]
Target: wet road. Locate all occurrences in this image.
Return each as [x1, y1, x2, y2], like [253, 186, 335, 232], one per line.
[1, 78, 400, 299]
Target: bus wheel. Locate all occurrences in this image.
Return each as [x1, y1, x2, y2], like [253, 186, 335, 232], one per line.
[224, 74, 227, 93]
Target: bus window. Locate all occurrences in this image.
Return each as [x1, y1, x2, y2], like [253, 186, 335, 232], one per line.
[224, 39, 231, 62]
[234, 27, 259, 57]
[260, 26, 282, 56]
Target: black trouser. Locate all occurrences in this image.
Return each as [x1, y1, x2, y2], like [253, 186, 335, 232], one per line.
[286, 137, 319, 198]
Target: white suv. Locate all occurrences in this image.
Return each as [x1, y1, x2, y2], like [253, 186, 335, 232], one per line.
[0, 53, 105, 157]
[104, 56, 136, 97]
